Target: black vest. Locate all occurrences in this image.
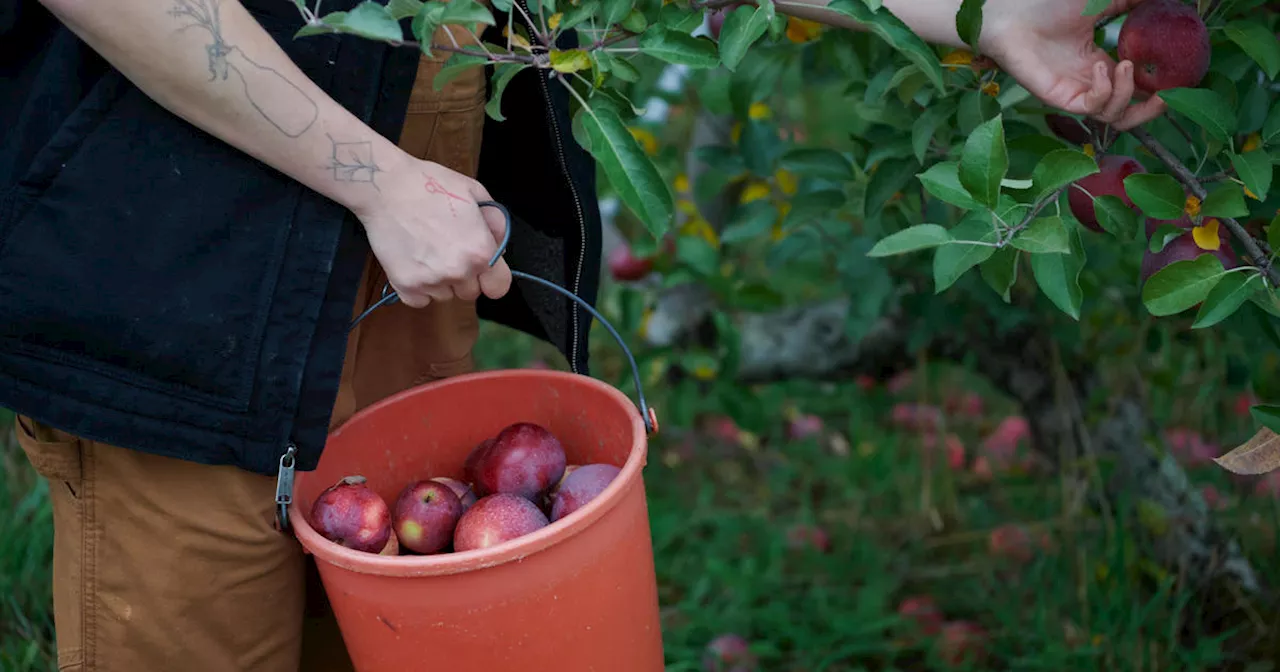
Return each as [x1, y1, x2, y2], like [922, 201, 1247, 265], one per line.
[0, 0, 602, 476]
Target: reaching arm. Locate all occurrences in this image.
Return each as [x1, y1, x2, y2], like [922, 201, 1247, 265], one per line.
[773, 0, 1166, 130]
[38, 0, 513, 307]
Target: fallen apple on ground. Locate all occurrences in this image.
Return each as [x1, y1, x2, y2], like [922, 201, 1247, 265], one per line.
[550, 463, 621, 522]
[453, 493, 551, 552]
[310, 475, 393, 554]
[393, 479, 464, 555]
[465, 422, 567, 501]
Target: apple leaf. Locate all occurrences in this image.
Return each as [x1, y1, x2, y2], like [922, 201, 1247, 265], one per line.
[1226, 21, 1280, 81]
[868, 224, 953, 257]
[1080, 0, 1110, 15]
[574, 101, 674, 238]
[637, 26, 720, 68]
[1231, 150, 1273, 202]
[826, 0, 946, 93]
[780, 148, 854, 181]
[484, 62, 523, 122]
[433, 52, 489, 92]
[918, 161, 983, 210]
[1254, 405, 1280, 436]
[1213, 428, 1280, 476]
[440, 0, 496, 25]
[1192, 271, 1262, 329]
[1093, 195, 1139, 240]
[549, 49, 592, 74]
[933, 212, 998, 292]
[1265, 103, 1280, 146]
[955, 0, 985, 54]
[315, 2, 404, 41]
[1269, 213, 1280, 253]
[1124, 173, 1186, 220]
[912, 100, 956, 164]
[1141, 253, 1226, 316]
[720, 201, 777, 244]
[865, 157, 920, 221]
[1157, 88, 1237, 143]
[1011, 216, 1069, 254]
[1030, 223, 1086, 319]
[1031, 149, 1098, 202]
[1200, 183, 1250, 219]
[719, 0, 774, 71]
[959, 114, 1008, 208]
[1148, 223, 1185, 253]
[980, 245, 1018, 303]
[388, 0, 424, 20]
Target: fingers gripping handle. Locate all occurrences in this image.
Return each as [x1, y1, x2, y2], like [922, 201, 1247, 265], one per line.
[347, 201, 658, 435]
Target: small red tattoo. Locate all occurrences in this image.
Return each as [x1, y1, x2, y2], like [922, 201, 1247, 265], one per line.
[424, 176, 468, 203]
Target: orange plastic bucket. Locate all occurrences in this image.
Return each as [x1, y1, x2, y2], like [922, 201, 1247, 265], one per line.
[290, 369, 664, 671]
[289, 202, 665, 669]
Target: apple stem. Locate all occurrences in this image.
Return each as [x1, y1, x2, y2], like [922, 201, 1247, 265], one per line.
[340, 475, 368, 486]
[1129, 128, 1278, 287]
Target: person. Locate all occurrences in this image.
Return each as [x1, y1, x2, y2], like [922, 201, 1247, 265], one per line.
[0, 0, 1165, 668]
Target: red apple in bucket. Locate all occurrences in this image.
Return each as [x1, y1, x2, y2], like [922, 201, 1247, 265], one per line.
[430, 476, 478, 512]
[466, 422, 567, 501]
[309, 475, 393, 554]
[453, 493, 550, 552]
[392, 480, 464, 555]
[549, 463, 622, 522]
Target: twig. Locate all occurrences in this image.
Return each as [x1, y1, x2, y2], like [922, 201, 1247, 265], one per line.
[1129, 127, 1279, 287]
[999, 186, 1066, 245]
[389, 37, 535, 63]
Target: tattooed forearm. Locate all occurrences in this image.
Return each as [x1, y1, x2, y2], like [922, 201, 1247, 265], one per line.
[326, 135, 383, 190]
[169, 0, 319, 137]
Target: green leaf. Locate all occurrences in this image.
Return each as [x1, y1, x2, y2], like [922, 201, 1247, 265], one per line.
[865, 157, 919, 220]
[340, 1, 404, 41]
[783, 189, 847, 228]
[980, 245, 1018, 302]
[1124, 173, 1186, 220]
[1252, 405, 1280, 435]
[575, 101, 674, 238]
[1225, 21, 1280, 80]
[550, 49, 591, 73]
[676, 236, 719, 277]
[955, 0, 985, 54]
[557, 0, 600, 31]
[433, 52, 488, 91]
[637, 26, 720, 68]
[958, 114, 1008, 208]
[1031, 149, 1098, 202]
[1080, 0, 1109, 15]
[1231, 150, 1272, 202]
[295, 13, 346, 37]
[718, 1, 774, 71]
[1011, 216, 1070, 254]
[826, 0, 946, 93]
[1265, 103, 1280, 146]
[912, 101, 955, 164]
[484, 62, 523, 122]
[1030, 224, 1086, 319]
[440, 0, 495, 25]
[600, 52, 640, 82]
[721, 201, 778, 244]
[1093, 195, 1139, 240]
[1200, 183, 1250, 219]
[779, 148, 854, 181]
[1157, 88, 1237, 143]
[1193, 271, 1262, 328]
[867, 224, 952, 257]
[933, 212, 998, 292]
[1141, 253, 1227, 316]
[1148, 223, 1186, 253]
[411, 2, 444, 52]
[388, 0, 424, 20]
[1269, 213, 1280, 253]
[602, 0, 633, 26]
[918, 161, 982, 210]
[620, 8, 648, 32]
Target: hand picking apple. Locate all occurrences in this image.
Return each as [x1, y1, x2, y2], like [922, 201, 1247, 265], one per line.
[308, 422, 624, 557]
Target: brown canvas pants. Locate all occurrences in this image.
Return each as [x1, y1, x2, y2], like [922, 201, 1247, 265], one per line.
[13, 34, 490, 672]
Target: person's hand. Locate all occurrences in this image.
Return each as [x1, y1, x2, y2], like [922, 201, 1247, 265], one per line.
[982, 0, 1166, 130]
[354, 156, 512, 308]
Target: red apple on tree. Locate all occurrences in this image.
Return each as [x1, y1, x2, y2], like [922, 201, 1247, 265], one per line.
[1117, 0, 1211, 94]
[392, 480, 464, 555]
[1140, 227, 1238, 288]
[1045, 114, 1110, 147]
[607, 242, 654, 282]
[465, 422, 567, 501]
[309, 475, 393, 554]
[1068, 154, 1146, 233]
[453, 493, 550, 552]
[549, 463, 621, 522]
[897, 595, 944, 636]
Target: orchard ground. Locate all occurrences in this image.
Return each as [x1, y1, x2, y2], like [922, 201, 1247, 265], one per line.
[2, 301, 1277, 671]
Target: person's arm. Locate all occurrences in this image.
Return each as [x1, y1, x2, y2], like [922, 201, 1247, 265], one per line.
[773, 0, 1166, 130]
[39, 0, 512, 306]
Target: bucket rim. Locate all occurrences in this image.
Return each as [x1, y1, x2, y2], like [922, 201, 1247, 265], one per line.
[289, 369, 649, 577]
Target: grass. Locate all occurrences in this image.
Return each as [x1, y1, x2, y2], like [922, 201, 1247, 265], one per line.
[2, 320, 1278, 671]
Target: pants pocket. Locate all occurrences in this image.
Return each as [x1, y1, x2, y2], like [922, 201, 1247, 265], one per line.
[14, 415, 83, 496]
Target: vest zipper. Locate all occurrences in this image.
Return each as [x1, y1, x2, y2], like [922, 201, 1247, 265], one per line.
[275, 442, 298, 531]
[519, 0, 587, 374]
